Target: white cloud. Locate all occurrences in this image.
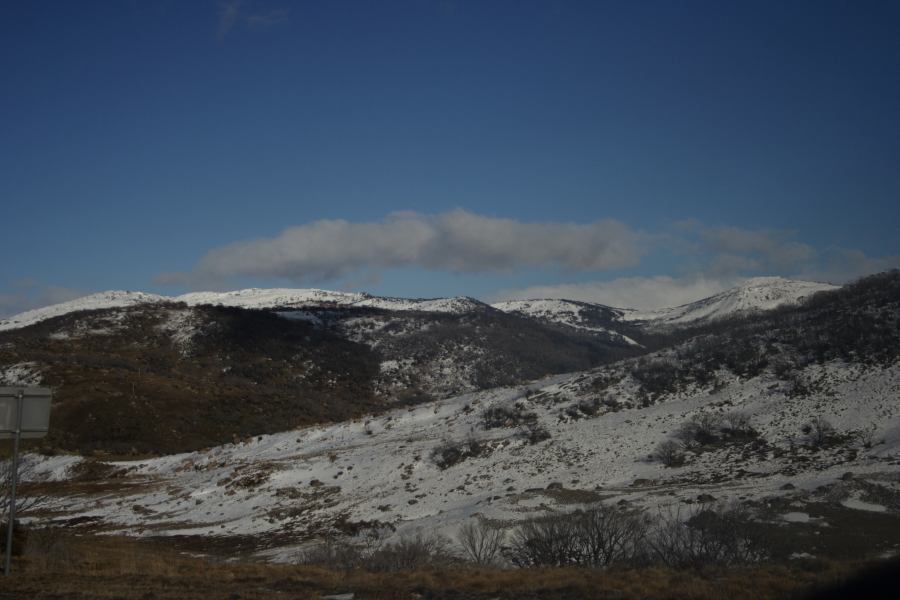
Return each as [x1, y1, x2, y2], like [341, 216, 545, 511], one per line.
[678, 222, 817, 276]
[798, 247, 900, 283]
[217, 1, 289, 39]
[162, 210, 646, 286]
[217, 0, 242, 39]
[492, 275, 743, 311]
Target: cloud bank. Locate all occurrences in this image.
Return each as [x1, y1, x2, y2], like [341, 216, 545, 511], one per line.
[492, 275, 743, 311]
[158, 210, 646, 286]
[154, 209, 899, 311]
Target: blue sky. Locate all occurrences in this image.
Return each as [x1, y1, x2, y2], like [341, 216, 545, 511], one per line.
[2, 0, 898, 315]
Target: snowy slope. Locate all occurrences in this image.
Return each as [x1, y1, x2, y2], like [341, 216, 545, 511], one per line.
[491, 298, 639, 345]
[29, 355, 900, 561]
[621, 277, 839, 326]
[176, 288, 367, 309]
[0, 291, 169, 332]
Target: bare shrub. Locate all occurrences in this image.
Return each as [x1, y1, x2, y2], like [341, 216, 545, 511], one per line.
[672, 412, 756, 450]
[367, 532, 457, 571]
[647, 504, 768, 569]
[519, 423, 551, 445]
[457, 519, 505, 566]
[674, 413, 722, 447]
[505, 506, 650, 568]
[1, 458, 50, 523]
[574, 506, 650, 567]
[299, 539, 367, 571]
[505, 513, 578, 567]
[577, 398, 602, 416]
[431, 436, 487, 469]
[300, 531, 456, 572]
[802, 417, 836, 447]
[653, 440, 686, 467]
[482, 404, 538, 429]
[720, 411, 753, 435]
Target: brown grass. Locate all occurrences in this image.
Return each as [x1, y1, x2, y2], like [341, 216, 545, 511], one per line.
[0, 533, 883, 600]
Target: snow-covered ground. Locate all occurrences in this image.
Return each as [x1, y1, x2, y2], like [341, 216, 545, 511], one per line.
[491, 298, 640, 345]
[26, 356, 900, 561]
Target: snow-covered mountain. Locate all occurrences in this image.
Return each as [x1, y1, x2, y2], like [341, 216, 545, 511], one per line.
[5, 271, 900, 564]
[0, 288, 487, 332]
[23, 271, 900, 563]
[0, 276, 840, 333]
[621, 277, 839, 326]
[490, 298, 640, 346]
[492, 277, 839, 330]
[0, 290, 169, 332]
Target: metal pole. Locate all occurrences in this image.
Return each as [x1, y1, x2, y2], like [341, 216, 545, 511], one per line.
[3, 390, 23, 576]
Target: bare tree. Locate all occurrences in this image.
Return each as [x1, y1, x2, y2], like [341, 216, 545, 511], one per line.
[505, 514, 579, 567]
[647, 504, 768, 569]
[573, 507, 650, 567]
[653, 439, 685, 467]
[457, 518, 505, 566]
[1, 458, 49, 524]
[505, 506, 650, 568]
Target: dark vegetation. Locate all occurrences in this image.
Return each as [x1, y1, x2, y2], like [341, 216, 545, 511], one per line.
[0, 304, 382, 455]
[431, 437, 490, 469]
[504, 504, 767, 569]
[0, 530, 884, 600]
[362, 306, 642, 394]
[629, 271, 900, 400]
[0, 300, 644, 455]
[653, 412, 759, 466]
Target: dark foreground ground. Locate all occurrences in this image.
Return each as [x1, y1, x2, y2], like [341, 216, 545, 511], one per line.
[1, 534, 898, 600]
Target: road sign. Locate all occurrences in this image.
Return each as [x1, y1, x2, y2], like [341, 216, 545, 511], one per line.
[0, 387, 51, 439]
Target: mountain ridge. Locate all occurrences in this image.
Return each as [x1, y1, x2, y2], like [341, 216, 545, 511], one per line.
[0, 276, 839, 333]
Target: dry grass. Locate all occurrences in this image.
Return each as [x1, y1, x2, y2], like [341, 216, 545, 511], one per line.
[0, 533, 883, 600]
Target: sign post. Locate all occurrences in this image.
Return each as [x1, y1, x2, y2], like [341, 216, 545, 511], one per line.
[1, 387, 51, 576]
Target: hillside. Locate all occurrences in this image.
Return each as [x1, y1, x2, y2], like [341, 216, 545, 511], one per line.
[0, 302, 637, 454]
[16, 271, 900, 564]
[0, 276, 848, 454]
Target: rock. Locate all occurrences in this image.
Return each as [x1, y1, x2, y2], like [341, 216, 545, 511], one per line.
[840, 472, 854, 481]
[780, 483, 796, 490]
[697, 493, 717, 503]
[407, 499, 418, 505]
[546, 482, 564, 490]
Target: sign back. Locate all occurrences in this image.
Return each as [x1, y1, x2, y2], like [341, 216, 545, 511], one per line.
[0, 387, 52, 439]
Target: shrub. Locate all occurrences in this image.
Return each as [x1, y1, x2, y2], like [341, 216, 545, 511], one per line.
[457, 519, 505, 566]
[431, 436, 488, 469]
[802, 417, 836, 447]
[647, 504, 769, 568]
[482, 404, 538, 429]
[505, 506, 649, 568]
[367, 533, 457, 571]
[300, 532, 457, 571]
[654, 440, 686, 467]
[673, 413, 722, 447]
[520, 423, 551, 445]
[577, 398, 602, 416]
